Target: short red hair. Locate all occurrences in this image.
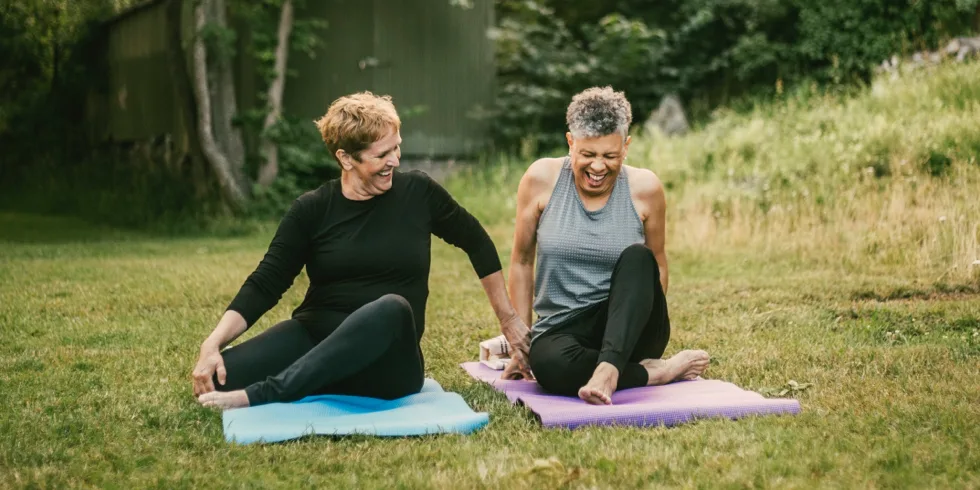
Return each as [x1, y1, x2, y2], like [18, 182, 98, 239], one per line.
[315, 91, 401, 161]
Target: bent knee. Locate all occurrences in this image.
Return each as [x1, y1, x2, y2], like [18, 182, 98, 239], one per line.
[619, 243, 658, 272]
[621, 243, 654, 261]
[375, 294, 413, 316]
[373, 294, 416, 334]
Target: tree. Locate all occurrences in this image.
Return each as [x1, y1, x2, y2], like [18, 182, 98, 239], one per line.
[257, 0, 294, 188]
[191, 0, 247, 208]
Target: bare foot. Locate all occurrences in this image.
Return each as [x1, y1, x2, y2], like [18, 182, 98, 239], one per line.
[578, 362, 619, 405]
[640, 350, 710, 385]
[197, 390, 250, 410]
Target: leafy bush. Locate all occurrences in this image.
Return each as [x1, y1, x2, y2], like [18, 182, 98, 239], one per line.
[247, 115, 340, 218]
[491, 0, 980, 152]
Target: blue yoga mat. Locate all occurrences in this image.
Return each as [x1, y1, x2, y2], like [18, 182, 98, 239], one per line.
[222, 379, 489, 444]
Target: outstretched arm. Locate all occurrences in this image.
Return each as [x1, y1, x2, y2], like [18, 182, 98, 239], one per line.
[508, 164, 545, 329]
[192, 310, 247, 395]
[192, 197, 313, 395]
[423, 174, 532, 377]
[501, 162, 552, 380]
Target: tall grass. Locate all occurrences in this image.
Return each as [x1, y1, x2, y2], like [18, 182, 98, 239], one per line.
[449, 62, 980, 284]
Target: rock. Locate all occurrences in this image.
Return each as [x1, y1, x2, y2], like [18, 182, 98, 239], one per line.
[645, 94, 689, 137]
[944, 36, 980, 62]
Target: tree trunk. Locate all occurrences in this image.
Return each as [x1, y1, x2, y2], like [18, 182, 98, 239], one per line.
[192, 0, 247, 209]
[257, 0, 294, 188]
[208, 0, 247, 182]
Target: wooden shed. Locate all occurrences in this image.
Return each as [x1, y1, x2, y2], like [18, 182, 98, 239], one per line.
[88, 0, 495, 161]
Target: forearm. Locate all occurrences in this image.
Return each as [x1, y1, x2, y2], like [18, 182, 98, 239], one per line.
[508, 262, 535, 327]
[201, 310, 248, 352]
[479, 271, 518, 323]
[656, 252, 669, 295]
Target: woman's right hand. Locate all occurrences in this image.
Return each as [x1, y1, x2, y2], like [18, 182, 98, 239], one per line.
[192, 346, 227, 396]
[500, 315, 534, 380]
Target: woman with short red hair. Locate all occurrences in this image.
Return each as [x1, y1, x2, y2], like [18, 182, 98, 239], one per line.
[192, 92, 532, 409]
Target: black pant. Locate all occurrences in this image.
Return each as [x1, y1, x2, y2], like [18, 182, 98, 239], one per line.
[529, 244, 670, 396]
[214, 294, 424, 405]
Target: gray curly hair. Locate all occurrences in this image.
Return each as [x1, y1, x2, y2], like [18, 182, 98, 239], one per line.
[566, 86, 632, 140]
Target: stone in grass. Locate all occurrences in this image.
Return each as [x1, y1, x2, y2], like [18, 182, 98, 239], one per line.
[760, 380, 814, 398]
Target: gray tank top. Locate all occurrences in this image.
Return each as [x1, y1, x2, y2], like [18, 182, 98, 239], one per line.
[531, 158, 645, 339]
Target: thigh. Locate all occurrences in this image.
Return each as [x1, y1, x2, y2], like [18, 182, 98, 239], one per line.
[306, 295, 423, 400]
[321, 339, 424, 400]
[216, 319, 315, 392]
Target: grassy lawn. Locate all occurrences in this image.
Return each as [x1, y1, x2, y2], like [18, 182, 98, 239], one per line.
[2, 64, 980, 488]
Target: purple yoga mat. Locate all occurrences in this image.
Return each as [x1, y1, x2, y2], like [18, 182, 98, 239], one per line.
[461, 362, 800, 429]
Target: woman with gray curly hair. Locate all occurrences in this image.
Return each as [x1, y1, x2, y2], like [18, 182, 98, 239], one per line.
[503, 86, 710, 404]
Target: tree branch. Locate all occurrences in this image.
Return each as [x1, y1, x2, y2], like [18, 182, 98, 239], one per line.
[257, 0, 294, 188]
[191, 0, 247, 209]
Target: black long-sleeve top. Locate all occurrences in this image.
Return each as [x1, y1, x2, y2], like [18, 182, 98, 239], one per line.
[226, 170, 502, 339]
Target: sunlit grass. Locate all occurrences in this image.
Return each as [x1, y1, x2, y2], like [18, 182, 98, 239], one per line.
[2, 62, 979, 488]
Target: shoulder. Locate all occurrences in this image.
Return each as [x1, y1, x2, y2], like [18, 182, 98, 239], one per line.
[396, 169, 457, 208]
[520, 157, 564, 195]
[292, 184, 329, 213]
[276, 184, 329, 228]
[625, 166, 664, 204]
[399, 169, 433, 183]
[625, 166, 665, 221]
[397, 169, 441, 193]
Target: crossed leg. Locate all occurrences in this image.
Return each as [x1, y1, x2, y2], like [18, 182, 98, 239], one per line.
[530, 244, 709, 405]
[198, 294, 424, 409]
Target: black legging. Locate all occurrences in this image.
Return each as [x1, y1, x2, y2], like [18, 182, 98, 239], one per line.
[214, 294, 424, 405]
[529, 244, 670, 396]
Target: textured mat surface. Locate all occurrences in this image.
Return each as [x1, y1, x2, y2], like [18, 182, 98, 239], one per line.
[462, 362, 800, 429]
[223, 378, 489, 444]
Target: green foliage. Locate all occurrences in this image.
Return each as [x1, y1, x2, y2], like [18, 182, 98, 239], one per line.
[198, 20, 237, 63]
[233, 0, 336, 217]
[492, 0, 980, 151]
[0, 0, 135, 133]
[489, 1, 670, 151]
[248, 116, 341, 218]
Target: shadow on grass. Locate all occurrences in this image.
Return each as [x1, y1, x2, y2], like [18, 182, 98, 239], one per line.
[0, 211, 263, 244]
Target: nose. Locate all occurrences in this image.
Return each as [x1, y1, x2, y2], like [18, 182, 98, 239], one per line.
[388, 149, 401, 167]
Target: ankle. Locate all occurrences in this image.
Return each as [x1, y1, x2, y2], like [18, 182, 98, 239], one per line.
[594, 361, 620, 379]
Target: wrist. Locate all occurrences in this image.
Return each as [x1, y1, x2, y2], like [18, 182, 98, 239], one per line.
[200, 339, 221, 354]
[496, 307, 519, 324]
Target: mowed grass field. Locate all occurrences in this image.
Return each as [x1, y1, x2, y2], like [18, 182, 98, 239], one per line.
[2, 63, 979, 488]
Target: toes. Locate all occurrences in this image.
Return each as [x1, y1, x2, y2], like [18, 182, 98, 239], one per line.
[578, 387, 612, 405]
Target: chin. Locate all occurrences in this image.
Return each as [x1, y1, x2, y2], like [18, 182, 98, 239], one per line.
[577, 178, 608, 195]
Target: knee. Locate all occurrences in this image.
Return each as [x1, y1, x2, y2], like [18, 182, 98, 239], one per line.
[374, 294, 415, 332]
[618, 243, 658, 274]
[375, 294, 413, 316]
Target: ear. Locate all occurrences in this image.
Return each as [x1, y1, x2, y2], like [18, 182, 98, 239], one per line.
[624, 135, 632, 153]
[335, 149, 355, 171]
[566, 132, 574, 153]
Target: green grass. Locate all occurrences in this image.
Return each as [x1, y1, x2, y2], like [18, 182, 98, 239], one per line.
[3, 62, 980, 488]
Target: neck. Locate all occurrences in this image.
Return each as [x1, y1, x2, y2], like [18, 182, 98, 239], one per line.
[340, 171, 375, 201]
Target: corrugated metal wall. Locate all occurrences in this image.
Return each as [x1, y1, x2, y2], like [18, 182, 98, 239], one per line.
[285, 0, 494, 157]
[94, 0, 495, 158]
[103, 1, 185, 142]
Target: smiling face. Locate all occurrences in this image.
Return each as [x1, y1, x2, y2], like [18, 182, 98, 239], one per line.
[566, 132, 631, 198]
[338, 130, 402, 196]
